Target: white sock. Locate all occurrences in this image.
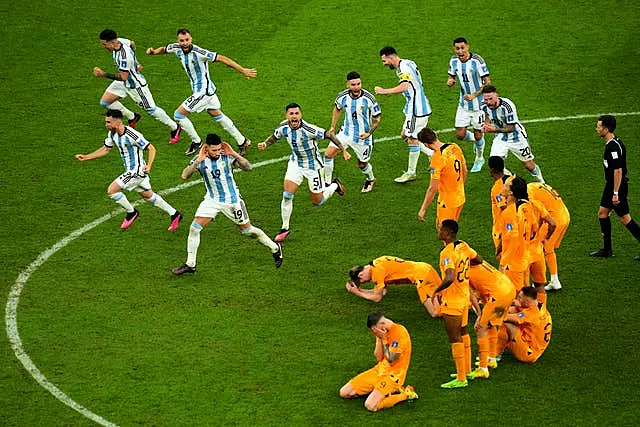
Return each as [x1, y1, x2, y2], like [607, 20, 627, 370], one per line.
[531, 165, 545, 183]
[361, 163, 374, 180]
[242, 225, 278, 252]
[474, 136, 485, 161]
[145, 192, 177, 215]
[175, 113, 201, 143]
[110, 192, 134, 212]
[149, 107, 178, 131]
[186, 222, 202, 267]
[551, 274, 559, 283]
[214, 113, 245, 145]
[408, 145, 421, 174]
[319, 183, 338, 205]
[281, 192, 294, 230]
[324, 157, 335, 183]
[463, 130, 475, 141]
[109, 101, 135, 120]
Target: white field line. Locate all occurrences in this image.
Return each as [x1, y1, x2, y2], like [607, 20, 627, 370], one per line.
[5, 111, 640, 426]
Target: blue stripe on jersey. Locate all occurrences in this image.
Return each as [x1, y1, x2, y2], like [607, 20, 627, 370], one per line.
[199, 162, 217, 200]
[461, 62, 473, 110]
[191, 53, 204, 93]
[470, 63, 482, 106]
[404, 61, 429, 116]
[222, 157, 237, 202]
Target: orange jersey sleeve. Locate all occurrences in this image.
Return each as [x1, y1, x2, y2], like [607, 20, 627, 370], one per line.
[436, 143, 466, 208]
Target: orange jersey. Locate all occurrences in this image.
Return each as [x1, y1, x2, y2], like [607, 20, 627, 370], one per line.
[370, 256, 440, 291]
[527, 182, 570, 221]
[469, 261, 517, 301]
[500, 202, 528, 272]
[439, 240, 477, 304]
[491, 175, 513, 239]
[375, 323, 412, 380]
[429, 143, 466, 208]
[510, 299, 552, 355]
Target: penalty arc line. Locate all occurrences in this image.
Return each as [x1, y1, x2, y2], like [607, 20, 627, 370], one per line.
[5, 110, 640, 426]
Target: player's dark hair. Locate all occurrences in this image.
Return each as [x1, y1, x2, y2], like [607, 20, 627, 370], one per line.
[367, 312, 384, 329]
[205, 133, 222, 146]
[521, 286, 538, 300]
[417, 127, 438, 145]
[482, 84, 497, 94]
[488, 156, 504, 173]
[599, 114, 616, 133]
[346, 71, 360, 81]
[285, 103, 301, 112]
[176, 28, 191, 36]
[510, 176, 529, 200]
[453, 37, 468, 45]
[348, 265, 364, 285]
[379, 46, 397, 56]
[99, 29, 117, 41]
[440, 219, 459, 236]
[105, 109, 123, 119]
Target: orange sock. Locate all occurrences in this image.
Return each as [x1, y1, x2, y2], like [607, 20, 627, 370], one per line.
[545, 251, 558, 275]
[477, 337, 489, 368]
[462, 334, 472, 373]
[452, 342, 466, 381]
[488, 327, 499, 358]
[378, 390, 408, 409]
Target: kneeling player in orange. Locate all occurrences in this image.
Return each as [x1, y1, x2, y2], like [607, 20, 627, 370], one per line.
[527, 182, 570, 291]
[435, 220, 482, 388]
[469, 261, 517, 378]
[340, 312, 418, 411]
[346, 256, 442, 317]
[497, 286, 552, 363]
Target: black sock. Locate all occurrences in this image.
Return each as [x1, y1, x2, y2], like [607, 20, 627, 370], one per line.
[625, 219, 640, 243]
[599, 217, 612, 250]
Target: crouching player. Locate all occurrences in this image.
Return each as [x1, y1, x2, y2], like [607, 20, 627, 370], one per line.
[340, 312, 418, 411]
[497, 286, 552, 363]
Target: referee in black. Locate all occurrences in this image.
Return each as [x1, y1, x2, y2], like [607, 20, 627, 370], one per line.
[590, 114, 640, 260]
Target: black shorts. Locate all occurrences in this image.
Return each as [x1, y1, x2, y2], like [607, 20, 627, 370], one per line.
[600, 183, 630, 216]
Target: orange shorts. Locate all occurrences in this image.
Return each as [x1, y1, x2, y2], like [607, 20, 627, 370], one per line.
[545, 215, 570, 252]
[528, 252, 547, 284]
[504, 269, 526, 291]
[478, 289, 516, 328]
[348, 366, 405, 396]
[439, 292, 469, 317]
[436, 201, 463, 229]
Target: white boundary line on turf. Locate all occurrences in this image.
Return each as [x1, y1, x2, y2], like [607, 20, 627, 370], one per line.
[5, 110, 640, 426]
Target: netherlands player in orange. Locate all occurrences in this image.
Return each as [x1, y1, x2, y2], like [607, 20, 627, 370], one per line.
[435, 219, 482, 388]
[510, 177, 556, 298]
[468, 261, 516, 378]
[346, 256, 443, 317]
[497, 286, 552, 363]
[498, 177, 529, 290]
[417, 127, 467, 228]
[527, 182, 570, 291]
[488, 156, 513, 259]
[340, 312, 418, 411]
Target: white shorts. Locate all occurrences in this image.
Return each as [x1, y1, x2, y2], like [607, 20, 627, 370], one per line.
[284, 160, 325, 193]
[182, 93, 221, 113]
[490, 137, 535, 162]
[115, 171, 151, 192]
[330, 132, 373, 163]
[195, 197, 250, 225]
[106, 81, 157, 111]
[455, 106, 484, 130]
[403, 115, 429, 140]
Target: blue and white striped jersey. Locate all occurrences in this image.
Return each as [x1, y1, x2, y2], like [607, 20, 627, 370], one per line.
[194, 154, 240, 203]
[335, 89, 381, 145]
[448, 53, 489, 111]
[397, 59, 431, 118]
[166, 43, 218, 96]
[481, 97, 528, 143]
[274, 120, 326, 170]
[104, 126, 150, 175]
[114, 38, 147, 89]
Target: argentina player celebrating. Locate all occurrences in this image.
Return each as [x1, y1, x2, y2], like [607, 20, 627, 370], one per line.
[172, 134, 283, 275]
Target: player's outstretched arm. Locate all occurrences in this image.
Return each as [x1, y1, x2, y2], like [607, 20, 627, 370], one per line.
[93, 67, 129, 82]
[326, 133, 351, 161]
[345, 281, 384, 302]
[258, 135, 277, 151]
[146, 46, 167, 56]
[374, 82, 409, 95]
[215, 54, 257, 79]
[74, 146, 111, 162]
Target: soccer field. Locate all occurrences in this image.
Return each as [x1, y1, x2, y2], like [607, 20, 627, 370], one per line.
[2, 1, 640, 425]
